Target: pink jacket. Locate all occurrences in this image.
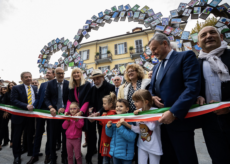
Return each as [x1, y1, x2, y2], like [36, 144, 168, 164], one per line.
[62, 119, 84, 139]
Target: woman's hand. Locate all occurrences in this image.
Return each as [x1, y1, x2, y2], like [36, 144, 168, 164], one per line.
[3, 112, 9, 119]
[75, 111, 83, 116]
[64, 112, 69, 116]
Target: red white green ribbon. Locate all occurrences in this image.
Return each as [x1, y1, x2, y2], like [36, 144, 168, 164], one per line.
[0, 102, 230, 123]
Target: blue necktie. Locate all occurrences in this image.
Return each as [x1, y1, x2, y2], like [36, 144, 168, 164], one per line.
[56, 83, 62, 110]
[155, 59, 166, 96]
[115, 88, 119, 96]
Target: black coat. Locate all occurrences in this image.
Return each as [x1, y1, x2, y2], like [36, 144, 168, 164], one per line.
[68, 81, 91, 115]
[198, 49, 230, 101]
[44, 79, 69, 110]
[89, 80, 115, 114]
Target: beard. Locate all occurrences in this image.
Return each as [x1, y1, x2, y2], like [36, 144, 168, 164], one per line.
[95, 80, 103, 89]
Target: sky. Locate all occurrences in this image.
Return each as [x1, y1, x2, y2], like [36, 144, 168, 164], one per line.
[0, 0, 228, 83]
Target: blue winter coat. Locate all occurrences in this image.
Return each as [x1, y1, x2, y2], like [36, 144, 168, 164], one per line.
[106, 123, 136, 161]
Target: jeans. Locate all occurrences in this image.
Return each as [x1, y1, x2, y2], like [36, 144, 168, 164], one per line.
[113, 157, 132, 164]
[103, 156, 113, 164]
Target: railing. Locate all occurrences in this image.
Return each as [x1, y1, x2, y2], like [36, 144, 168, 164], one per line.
[95, 53, 112, 60]
[129, 47, 144, 54]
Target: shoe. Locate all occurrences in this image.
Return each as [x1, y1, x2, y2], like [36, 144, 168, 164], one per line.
[0, 147, 2, 151]
[61, 158, 68, 164]
[82, 142, 87, 148]
[26, 156, 38, 164]
[56, 144, 61, 151]
[44, 155, 51, 164]
[13, 157, 21, 164]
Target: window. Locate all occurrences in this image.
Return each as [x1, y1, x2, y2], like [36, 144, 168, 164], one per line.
[98, 66, 110, 73]
[99, 46, 108, 59]
[115, 42, 127, 55]
[135, 40, 143, 53]
[79, 50, 89, 61]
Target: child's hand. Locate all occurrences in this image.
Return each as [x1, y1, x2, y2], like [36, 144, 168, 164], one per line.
[116, 121, 122, 128]
[120, 118, 125, 124]
[134, 110, 140, 115]
[107, 121, 112, 128]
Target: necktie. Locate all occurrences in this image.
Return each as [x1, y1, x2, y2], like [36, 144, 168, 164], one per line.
[115, 88, 119, 96]
[28, 86, 32, 105]
[56, 83, 62, 110]
[155, 59, 166, 96]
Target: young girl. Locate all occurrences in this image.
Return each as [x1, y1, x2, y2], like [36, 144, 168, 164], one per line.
[62, 102, 84, 164]
[100, 92, 117, 164]
[120, 89, 162, 164]
[106, 99, 136, 164]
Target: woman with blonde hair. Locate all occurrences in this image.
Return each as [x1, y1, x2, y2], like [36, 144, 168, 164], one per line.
[117, 64, 151, 113]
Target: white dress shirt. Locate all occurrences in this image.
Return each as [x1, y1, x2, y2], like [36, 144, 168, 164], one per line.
[203, 60, 222, 103]
[57, 80, 64, 108]
[156, 50, 174, 79]
[24, 84, 35, 104]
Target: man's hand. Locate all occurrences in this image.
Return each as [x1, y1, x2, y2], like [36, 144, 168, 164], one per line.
[116, 121, 122, 128]
[50, 108, 57, 117]
[107, 121, 112, 128]
[159, 111, 175, 124]
[58, 108, 65, 114]
[197, 96, 206, 105]
[3, 112, 9, 119]
[152, 96, 164, 108]
[134, 110, 140, 115]
[27, 105, 34, 111]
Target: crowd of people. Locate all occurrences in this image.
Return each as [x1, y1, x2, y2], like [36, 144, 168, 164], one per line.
[0, 26, 230, 164]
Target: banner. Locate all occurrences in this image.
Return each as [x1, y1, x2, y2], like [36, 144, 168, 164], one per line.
[0, 102, 230, 123]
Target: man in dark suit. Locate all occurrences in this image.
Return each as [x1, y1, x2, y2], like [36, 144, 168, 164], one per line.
[196, 26, 230, 161]
[27, 68, 55, 164]
[86, 69, 115, 164]
[44, 67, 69, 164]
[11, 72, 37, 164]
[148, 33, 201, 164]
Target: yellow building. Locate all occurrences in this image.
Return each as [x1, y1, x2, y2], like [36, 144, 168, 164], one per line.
[78, 27, 154, 76]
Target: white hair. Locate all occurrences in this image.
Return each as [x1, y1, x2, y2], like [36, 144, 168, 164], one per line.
[170, 42, 179, 51]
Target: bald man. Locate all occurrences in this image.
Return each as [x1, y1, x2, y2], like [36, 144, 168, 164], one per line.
[113, 76, 121, 96]
[196, 26, 230, 163]
[44, 67, 69, 164]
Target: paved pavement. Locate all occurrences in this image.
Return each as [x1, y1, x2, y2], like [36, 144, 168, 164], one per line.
[0, 123, 211, 164]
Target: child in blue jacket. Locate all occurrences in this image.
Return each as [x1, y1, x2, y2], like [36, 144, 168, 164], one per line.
[106, 99, 136, 164]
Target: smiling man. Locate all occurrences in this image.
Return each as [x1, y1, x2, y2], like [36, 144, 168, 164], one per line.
[196, 26, 230, 161]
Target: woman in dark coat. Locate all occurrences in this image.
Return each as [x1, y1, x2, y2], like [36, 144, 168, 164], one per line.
[0, 81, 16, 150]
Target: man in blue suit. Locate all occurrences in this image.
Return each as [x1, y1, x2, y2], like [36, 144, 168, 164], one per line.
[148, 33, 201, 164]
[27, 68, 55, 164]
[45, 67, 69, 164]
[11, 72, 37, 164]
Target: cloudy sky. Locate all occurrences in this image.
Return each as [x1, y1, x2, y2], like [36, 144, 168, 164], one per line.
[0, 0, 228, 83]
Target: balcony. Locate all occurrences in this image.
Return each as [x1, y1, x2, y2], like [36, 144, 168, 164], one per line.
[95, 53, 112, 65]
[129, 47, 144, 59]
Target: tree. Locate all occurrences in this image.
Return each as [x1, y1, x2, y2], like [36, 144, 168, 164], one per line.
[191, 17, 218, 34]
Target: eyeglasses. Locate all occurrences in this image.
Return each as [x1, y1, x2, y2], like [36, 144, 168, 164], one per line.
[114, 79, 120, 81]
[128, 70, 136, 74]
[57, 73, 65, 75]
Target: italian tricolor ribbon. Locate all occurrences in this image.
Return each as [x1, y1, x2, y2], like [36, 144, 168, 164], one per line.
[0, 102, 230, 123]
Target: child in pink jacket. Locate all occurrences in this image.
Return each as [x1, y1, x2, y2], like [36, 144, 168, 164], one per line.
[62, 102, 84, 164]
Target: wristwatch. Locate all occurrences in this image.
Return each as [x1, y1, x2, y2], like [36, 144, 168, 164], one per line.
[48, 105, 53, 109]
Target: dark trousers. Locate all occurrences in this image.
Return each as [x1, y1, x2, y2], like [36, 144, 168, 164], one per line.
[217, 112, 230, 150]
[48, 119, 67, 161]
[56, 120, 62, 145]
[33, 118, 51, 157]
[0, 113, 10, 145]
[12, 117, 35, 158]
[86, 120, 103, 164]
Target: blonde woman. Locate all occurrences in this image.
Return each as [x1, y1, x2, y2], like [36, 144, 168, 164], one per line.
[117, 64, 150, 113]
[64, 67, 91, 117]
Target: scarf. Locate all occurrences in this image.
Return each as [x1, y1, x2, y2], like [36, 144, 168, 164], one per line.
[198, 41, 230, 82]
